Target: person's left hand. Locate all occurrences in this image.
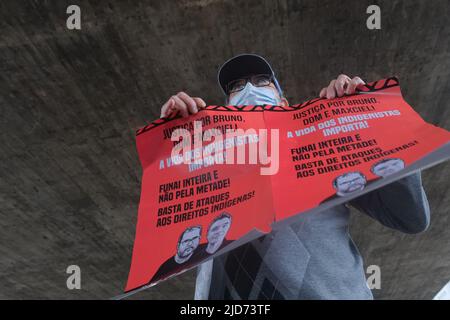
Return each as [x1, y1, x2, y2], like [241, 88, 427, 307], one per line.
[319, 74, 366, 99]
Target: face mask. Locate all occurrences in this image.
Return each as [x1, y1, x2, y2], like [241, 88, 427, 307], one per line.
[228, 82, 282, 106]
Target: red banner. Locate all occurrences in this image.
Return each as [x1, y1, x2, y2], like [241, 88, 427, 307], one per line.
[125, 77, 450, 293]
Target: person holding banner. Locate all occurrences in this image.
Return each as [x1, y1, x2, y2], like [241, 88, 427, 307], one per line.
[371, 158, 406, 177]
[159, 54, 430, 300]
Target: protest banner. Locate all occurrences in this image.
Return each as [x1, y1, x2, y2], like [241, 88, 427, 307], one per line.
[124, 77, 450, 294]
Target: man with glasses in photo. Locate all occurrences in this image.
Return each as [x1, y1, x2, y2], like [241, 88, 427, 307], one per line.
[149, 226, 202, 284]
[159, 54, 430, 300]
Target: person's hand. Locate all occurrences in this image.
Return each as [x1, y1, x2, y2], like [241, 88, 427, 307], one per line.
[160, 92, 206, 118]
[319, 74, 366, 99]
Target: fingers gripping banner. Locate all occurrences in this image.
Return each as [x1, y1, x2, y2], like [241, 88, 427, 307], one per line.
[125, 77, 450, 293]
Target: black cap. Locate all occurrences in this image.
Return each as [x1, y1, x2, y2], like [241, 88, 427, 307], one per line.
[217, 54, 279, 95]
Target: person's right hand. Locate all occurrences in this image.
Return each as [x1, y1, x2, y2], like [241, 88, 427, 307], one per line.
[160, 92, 206, 118]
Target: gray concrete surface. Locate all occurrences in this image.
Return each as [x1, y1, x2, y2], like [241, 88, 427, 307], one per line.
[0, 0, 449, 299]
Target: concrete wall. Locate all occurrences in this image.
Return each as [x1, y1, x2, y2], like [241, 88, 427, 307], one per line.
[0, 0, 449, 299]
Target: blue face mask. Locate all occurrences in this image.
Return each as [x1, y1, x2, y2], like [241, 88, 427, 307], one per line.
[228, 82, 282, 106]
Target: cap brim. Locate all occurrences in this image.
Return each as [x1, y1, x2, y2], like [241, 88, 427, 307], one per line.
[218, 54, 274, 95]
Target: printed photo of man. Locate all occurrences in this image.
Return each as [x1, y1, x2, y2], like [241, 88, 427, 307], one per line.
[205, 212, 232, 254]
[175, 226, 202, 264]
[149, 226, 202, 283]
[371, 158, 405, 178]
[192, 212, 234, 263]
[160, 53, 434, 301]
[333, 171, 367, 197]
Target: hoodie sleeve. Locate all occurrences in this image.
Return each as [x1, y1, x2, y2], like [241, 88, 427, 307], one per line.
[348, 171, 430, 234]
